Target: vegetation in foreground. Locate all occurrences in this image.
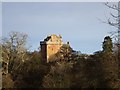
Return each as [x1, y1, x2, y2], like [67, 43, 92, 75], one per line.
[1, 31, 120, 89]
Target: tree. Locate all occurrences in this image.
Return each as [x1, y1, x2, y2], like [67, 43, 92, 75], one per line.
[104, 2, 120, 42]
[2, 31, 29, 74]
[104, 2, 120, 85]
[96, 36, 118, 88]
[102, 36, 113, 53]
[42, 61, 73, 88]
[14, 53, 49, 88]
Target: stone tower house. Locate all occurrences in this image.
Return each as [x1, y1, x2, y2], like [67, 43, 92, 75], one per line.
[40, 34, 63, 63]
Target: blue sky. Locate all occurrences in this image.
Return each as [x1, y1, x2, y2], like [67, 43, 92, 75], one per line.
[2, 2, 117, 54]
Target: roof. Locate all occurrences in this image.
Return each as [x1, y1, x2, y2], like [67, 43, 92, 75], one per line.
[40, 34, 63, 45]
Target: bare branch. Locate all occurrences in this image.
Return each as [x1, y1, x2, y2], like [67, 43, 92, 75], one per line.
[110, 13, 118, 18]
[2, 31, 29, 74]
[104, 2, 120, 12]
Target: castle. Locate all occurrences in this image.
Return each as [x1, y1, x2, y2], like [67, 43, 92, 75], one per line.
[40, 34, 64, 63]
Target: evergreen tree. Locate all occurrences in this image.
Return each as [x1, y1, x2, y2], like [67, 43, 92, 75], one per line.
[102, 36, 113, 53]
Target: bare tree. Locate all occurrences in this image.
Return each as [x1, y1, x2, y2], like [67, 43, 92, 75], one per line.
[104, 2, 120, 83]
[104, 2, 120, 44]
[2, 31, 29, 74]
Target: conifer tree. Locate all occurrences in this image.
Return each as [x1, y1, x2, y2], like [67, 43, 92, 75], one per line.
[102, 36, 113, 53]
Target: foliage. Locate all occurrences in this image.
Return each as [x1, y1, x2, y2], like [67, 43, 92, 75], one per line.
[102, 36, 113, 53]
[104, 2, 120, 87]
[94, 52, 118, 88]
[13, 51, 50, 88]
[42, 61, 74, 88]
[2, 74, 14, 88]
[2, 32, 119, 89]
